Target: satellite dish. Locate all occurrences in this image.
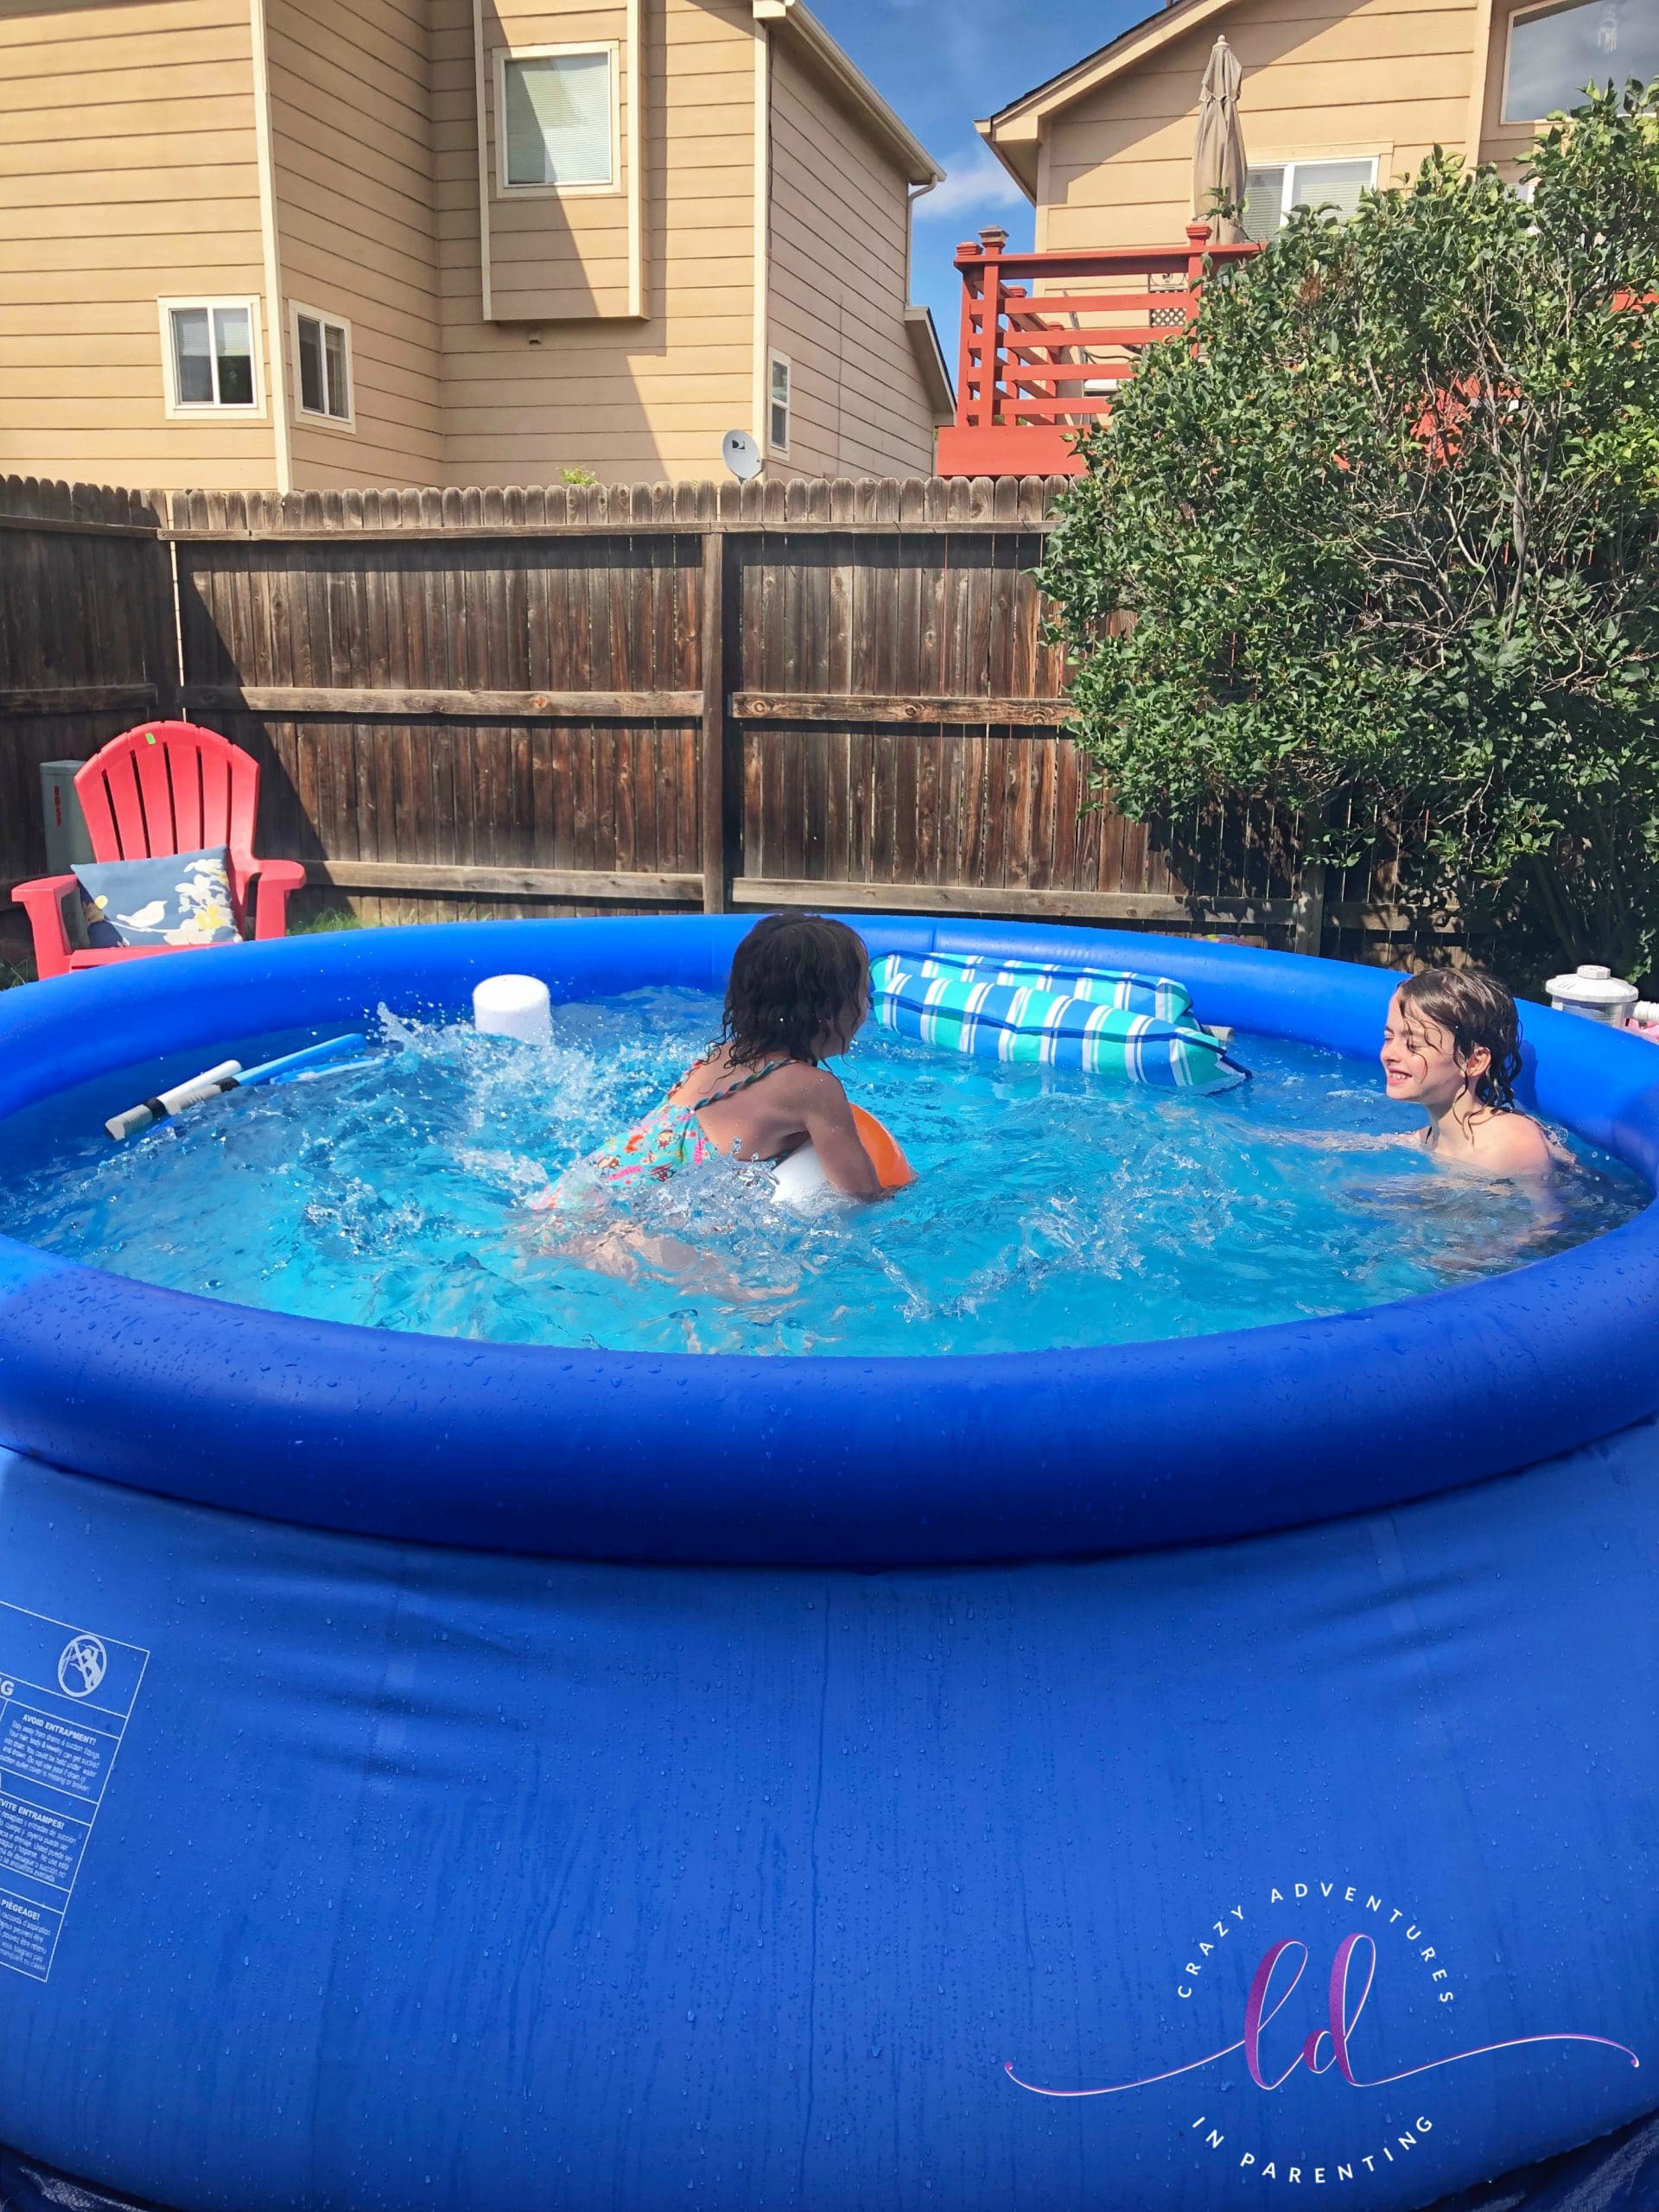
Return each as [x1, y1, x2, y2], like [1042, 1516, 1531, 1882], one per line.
[722, 429, 764, 483]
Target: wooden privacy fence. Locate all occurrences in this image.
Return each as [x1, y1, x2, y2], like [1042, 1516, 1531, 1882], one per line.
[0, 471, 1396, 951]
[0, 480, 178, 904]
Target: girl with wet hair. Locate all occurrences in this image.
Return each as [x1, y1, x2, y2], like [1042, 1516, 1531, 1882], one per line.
[717, 912, 874, 1072]
[1379, 968, 1554, 1176]
[555, 912, 882, 1201]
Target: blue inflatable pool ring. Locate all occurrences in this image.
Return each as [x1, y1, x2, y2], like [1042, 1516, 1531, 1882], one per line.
[0, 912, 1654, 2212]
[870, 948, 1248, 1089]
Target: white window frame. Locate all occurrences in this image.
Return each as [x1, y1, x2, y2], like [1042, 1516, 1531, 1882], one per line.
[1502, 0, 1655, 125]
[1243, 154, 1381, 238]
[495, 42, 621, 196]
[288, 301, 356, 434]
[157, 296, 265, 418]
[767, 351, 792, 459]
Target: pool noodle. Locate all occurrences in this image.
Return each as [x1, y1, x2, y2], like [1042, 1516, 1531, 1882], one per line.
[232, 1034, 368, 1088]
[104, 1034, 368, 1140]
[103, 1061, 241, 1140]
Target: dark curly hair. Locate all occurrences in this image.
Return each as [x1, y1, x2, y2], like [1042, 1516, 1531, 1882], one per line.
[1395, 968, 1523, 1110]
[720, 912, 869, 1068]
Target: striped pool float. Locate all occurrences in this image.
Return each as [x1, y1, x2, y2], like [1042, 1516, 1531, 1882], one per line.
[882, 953, 1194, 1020]
[868, 952, 1248, 1091]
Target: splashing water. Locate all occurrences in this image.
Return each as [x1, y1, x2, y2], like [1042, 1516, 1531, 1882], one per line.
[0, 988, 1644, 1357]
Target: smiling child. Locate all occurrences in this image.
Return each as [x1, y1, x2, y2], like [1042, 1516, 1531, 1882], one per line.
[1380, 969, 1555, 1178]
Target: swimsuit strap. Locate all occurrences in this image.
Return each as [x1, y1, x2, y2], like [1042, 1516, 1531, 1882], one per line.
[689, 1058, 792, 1112]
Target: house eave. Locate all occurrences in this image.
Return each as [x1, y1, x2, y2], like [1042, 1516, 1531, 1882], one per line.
[974, 115, 1038, 202]
[984, 0, 1243, 138]
[753, 0, 944, 186]
[904, 306, 954, 424]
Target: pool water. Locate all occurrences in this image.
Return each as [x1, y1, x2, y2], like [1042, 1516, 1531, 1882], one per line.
[0, 988, 1645, 1357]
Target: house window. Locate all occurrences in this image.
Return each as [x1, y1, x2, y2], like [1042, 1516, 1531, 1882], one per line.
[1504, 0, 1659, 124]
[291, 305, 353, 427]
[1242, 158, 1378, 243]
[499, 48, 616, 189]
[160, 300, 259, 411]
[768, 354, 791, 455]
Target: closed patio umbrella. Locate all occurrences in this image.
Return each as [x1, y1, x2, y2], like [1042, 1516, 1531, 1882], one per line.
[1192, 35, 1247, 245]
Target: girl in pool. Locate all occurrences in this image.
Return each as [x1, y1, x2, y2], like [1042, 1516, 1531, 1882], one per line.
[1380, 969, 1556, 1177]
[546, 912, 884, 1209]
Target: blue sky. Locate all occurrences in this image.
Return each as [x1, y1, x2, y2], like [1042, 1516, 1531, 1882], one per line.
[813, 0, 1152, 346]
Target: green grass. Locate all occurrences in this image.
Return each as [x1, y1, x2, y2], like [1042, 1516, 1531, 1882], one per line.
[287, 906, 362, 936]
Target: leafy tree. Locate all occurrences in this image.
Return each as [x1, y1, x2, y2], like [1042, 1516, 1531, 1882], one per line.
[1039, 83, 1659, 986]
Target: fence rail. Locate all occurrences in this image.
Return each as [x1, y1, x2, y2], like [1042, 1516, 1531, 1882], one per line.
[1, 470, 1420, 958]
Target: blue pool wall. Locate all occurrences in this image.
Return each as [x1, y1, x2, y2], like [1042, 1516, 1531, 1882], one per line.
[0, 1419, 1651, 2212]
[2, 915, 1659, 1567]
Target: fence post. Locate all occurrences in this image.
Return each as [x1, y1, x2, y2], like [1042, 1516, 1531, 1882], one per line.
[1184, 220, 1211, 296]
[1293, 861, 1327, 957]
[954, 241, 980, 431]
[700, 525, 732, 912]
[977, 226, 1008, 428]
[148, 489, 186, 714]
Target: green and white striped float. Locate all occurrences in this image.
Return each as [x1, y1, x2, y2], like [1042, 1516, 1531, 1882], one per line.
[868, 951, 1248, 1091]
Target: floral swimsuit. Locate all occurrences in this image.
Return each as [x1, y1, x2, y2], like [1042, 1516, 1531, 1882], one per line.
[542, 1057, 791, 1209]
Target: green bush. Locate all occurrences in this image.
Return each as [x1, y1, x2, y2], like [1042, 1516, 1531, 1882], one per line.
[1039, 82, 1659, 987]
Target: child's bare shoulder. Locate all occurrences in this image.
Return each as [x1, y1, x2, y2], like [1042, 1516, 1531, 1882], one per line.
[773, 1060, 846, 1101]
[1474, 1111, 1555, 1177]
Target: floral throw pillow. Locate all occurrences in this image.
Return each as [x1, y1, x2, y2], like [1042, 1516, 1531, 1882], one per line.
[73, 848, 242, 950]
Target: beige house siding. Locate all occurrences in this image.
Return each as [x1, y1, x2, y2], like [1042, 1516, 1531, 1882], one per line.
[266, 0, 445, 486]
[434, 0, 758, 484]
[1, 0, 938, 489]
[765, 36, 935, 477]
[1034, 0, 1483, 251]
[0, 0, 276, 487]
[477, 0, 635, 321]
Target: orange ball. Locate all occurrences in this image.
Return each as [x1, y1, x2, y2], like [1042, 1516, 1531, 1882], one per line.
[850, 1103, 915, 1190]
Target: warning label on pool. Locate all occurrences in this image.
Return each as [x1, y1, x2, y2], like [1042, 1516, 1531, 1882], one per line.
[0, 1600, 148, 1984]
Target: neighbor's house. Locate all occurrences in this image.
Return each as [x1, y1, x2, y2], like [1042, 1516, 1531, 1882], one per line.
[0, 0, 952, 492]
[940, 0, 1656, 473]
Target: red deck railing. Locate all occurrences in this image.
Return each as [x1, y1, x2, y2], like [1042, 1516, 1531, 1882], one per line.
[937, 223, 1262, 478]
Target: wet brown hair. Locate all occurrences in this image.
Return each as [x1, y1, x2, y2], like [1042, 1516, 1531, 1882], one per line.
[1395, 968, 1523, 1110]
[719, 912, 869, 1069]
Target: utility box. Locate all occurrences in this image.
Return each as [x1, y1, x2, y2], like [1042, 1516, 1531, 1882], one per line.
[41, 761, 95, 874]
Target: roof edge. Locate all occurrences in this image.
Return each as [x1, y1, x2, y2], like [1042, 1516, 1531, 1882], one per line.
[974, 115, 1038, 202]
[903, 304, 955, 423]
[985, 0, 1239, 137]
[755, 0, 944, 186]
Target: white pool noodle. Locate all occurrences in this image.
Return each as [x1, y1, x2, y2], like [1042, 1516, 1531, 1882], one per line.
[473, 974, 552, 1045]
[105, 1059, 243, 1141]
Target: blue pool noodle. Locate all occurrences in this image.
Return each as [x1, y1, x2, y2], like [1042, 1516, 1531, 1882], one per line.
[232, 1033, 369, 1087]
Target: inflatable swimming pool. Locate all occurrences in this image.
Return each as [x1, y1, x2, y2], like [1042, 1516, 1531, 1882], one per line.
[0, 913, 1653, 2212]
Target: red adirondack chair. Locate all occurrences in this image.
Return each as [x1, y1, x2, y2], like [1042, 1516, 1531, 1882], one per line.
[11, 721, 306, 980]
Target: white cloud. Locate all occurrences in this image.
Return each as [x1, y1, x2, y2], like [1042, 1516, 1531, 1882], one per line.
[919, 142, 1030, 221]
